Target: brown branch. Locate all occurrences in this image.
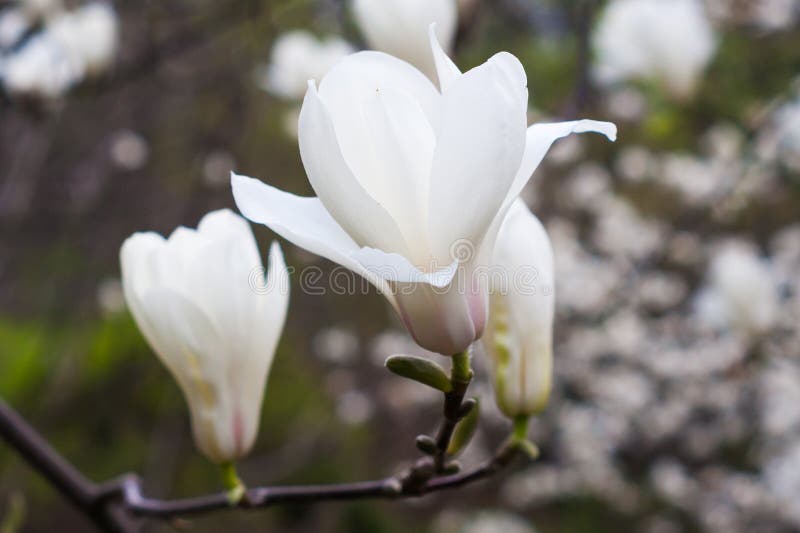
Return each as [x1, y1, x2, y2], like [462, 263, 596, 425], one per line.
[0, 351, 523, 531]
[563, 0, 597, 119]
[0, 400, 140, 532]
[88, 437, 521, 520]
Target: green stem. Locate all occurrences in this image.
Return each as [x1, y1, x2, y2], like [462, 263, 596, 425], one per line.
[220, 462, 245, 505]
[512, 415, 529, 443]
[451, 349, 473, 385]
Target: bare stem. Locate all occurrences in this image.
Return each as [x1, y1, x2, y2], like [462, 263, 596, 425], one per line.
[0, 357, 522, 531]
[402, 348, 476, 493]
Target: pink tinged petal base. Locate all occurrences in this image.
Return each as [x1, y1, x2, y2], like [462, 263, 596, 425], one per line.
[394, 281, 480, 356]
[350, 245, 481, 355]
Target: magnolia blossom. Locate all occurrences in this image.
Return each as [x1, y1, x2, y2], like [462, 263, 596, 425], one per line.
[121, 209, 289, 463]
[232, 30, 614, 355]
[0, 2, 117, 98]
[352, 0, 457, 82]
[485, 200, 554, 418]
[48, 2, 118, 75]
[695, 241, 779, 336]
[1, 34, 79, 97]
[259, 31, 355, 100]
[757, 94, 800, 172]
[593, 0, 717, 99]
[0, 8, 29, 49]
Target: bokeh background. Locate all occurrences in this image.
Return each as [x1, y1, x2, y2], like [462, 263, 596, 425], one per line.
[1, 0, 800, 532]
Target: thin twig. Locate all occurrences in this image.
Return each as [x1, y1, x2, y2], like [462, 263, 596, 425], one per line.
[563, 0, 596, 119]
[1, 366, 522, 529]
[0, 401, 139, 532]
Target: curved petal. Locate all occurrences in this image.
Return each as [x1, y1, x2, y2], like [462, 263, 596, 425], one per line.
[428, 52, 529, 264]
[478, 120, 618, 267]
[139, 289, 238, 463]
[231, 173, 396, 306]
[504, 120, 617, 209]
[235, 241, 290, 455]
[488, 199, 554, 416]
[318, 50, 440, 132]
[352, 0, 457, 82]
[314, 53, 440, 245]
[351, 246, 458, 287]
[391, 260, 486, 355]
[428, 23, 460, 92]
[299, 82, 410, 256]
[355, 85, 437, 260]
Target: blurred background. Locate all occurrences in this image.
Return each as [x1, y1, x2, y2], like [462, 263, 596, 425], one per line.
[1, 0, 799, 531]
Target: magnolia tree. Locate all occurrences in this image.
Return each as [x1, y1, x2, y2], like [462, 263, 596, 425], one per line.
[0, 1, 616, 531]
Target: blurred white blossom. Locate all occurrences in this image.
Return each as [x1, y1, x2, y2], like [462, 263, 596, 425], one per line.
[312, 326, 360, 365]
[352, 0, 458, 82]
[110, 130, 149, 171]
[593, 0, 717, 99]
[0, 1, 118, 98]
[258, 31, 354, 100]
[757, 94, 800, 172]
[335, 390, 374, 425]
[96, 277, 125, 316]
[0, 8, 29, 49]
[202, 150, 237, 187]
[695, 241, 779, 336]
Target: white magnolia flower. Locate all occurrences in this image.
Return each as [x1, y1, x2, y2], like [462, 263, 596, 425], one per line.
[1, 33, 81, 97]
[485, 200, 554, 418]
[353, 0, 458, 82]
[758, 95, 800, 172]
[1, 2, 117, 98]
[695, 241, 779, 336]
[259, 30, 355, 100]
[47, 2, 118, 75]
[0, 8, 30, 50]
[232, 30, 615, 355]
[751, 0, 800, 31]
[593, 0, 717, 99]
[120, 209, 290, 463]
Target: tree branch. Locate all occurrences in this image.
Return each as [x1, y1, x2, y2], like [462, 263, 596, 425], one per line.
[563, 0, 596, 119]
[0, 348, 524, 531]
[0, 400, 140, 532]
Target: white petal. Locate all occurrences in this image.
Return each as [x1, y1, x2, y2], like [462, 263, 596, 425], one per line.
[355, 85, 437, 259]
[120, 232, 173, 343]
[351, 246, 458, 287]
[504, 120, 617, 209]
[318, 50, 440, 132]
[299, 83, 410, 255]
[352, 0, 457, 82]
[138, 289, 238, 463]
[235, 241, 290, 455]
[428, 52, 529, 264]
[231, 173, 396, 304]
[481, 120, 618, 260]
[489, 199, 555, 416]
[428, 23, 460, 91]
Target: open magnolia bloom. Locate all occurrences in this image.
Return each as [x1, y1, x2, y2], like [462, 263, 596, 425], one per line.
[120, 209, 289, 464]
[485, 200, 554, 419]
[232, 29, 615, 356]
[352, 0, 457, 83]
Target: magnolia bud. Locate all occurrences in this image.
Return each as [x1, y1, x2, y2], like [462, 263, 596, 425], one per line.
[121, 209, 289, 464]
[485, 200, 554, 419]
